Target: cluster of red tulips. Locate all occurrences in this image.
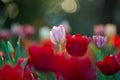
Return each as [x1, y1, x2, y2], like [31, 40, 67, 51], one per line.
[0, 24, 120, 80]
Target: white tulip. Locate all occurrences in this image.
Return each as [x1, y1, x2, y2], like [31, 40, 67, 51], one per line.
[50, 25, 65, 44]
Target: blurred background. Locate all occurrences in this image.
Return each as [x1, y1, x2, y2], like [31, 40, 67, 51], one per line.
[0, 0, 120, 36]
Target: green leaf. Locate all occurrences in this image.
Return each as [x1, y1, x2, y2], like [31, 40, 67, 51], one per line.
[97, 69, 105, 80]
[37, 71, 47, 80]
[21, 58, 28, 69]
[0, 56, 3, 67]
[48, 72, 56, 80]
[15, 37, 21, 63]
[1, 40, 13, 64]
[114, 73, 120, 80]
[7, 41, 14, 54]
[105, 75, 113, 80]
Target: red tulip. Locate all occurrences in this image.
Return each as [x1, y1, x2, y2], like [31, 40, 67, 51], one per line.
[116, 52, 120, 69]
[28, 44, 96, 80]
[113, 35, 120, 48]
[23, 24, 35, 38]
[0, 64, 23, 80]
[0, 29, 10, 40]
[96, 55, 119, 75]
[66, 34, 91, 56]
[58, 56, 96, 80]
[28, 44, 55, 72]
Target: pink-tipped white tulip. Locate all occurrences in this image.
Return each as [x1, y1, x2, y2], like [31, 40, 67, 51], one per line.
[92, 35, 107, 48]
[50, 25, 65, 44]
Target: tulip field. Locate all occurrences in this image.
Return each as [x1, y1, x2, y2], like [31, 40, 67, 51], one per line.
[0, 24, 120, 80]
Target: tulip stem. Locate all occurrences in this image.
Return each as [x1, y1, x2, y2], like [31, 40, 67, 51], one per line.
[57, 42, 62, 53]
[97, 49, 103, 61]
[112, 74, 117, 80]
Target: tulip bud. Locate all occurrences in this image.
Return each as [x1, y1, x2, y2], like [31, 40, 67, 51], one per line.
[50, 25, 65, 44]
[92, 35, 107, 48]
[7, 41, 14, 54]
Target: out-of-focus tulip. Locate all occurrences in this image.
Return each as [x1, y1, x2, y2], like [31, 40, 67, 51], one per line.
[23, 24, 35, 38]
[60, 57, 97, 80]
[0, 29, 10, 40]
[50, 25, 65, 44]
[66, 34, 91, 56]
[92, 35, 107, 48]
[112, 35, 120, 48]
[116, 52, 120, 68]
[96, 55, 119, 75]
[28, 44, 96, 80]
[0, 64, 23, 80]
[28, 44, 55, 71]
[93, 24, 105, 35]
[105, 24, 117, 37]
[11, 23, 23, 37]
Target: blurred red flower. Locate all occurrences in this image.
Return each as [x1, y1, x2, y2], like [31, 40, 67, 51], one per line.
[29, 44, 96, 80]
[59, 57, 96, 80]
[113, 35, 120, 48]
[0, 64, 23, 80]
[116, 52, 120, 69]
[66, 34, 91, 56]
[28, 44, 55, 72]
[23, 24, 35, 38]
[96, 55, 119, 75]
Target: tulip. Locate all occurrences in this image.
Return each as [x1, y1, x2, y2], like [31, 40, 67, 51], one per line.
[23, 24, 35, 38]
[92, 35, 107, 48]
[7, 41, 14, 54]
[0, 64, 23, 80]
[66, 34, 91, 56]
[93, 24, 105, 35]
[0, 29, 10, 40]
[57, 56, 97, 80]
[116, 52, 120, 68]
[28, 44, 55, 71]
[10, 23, 23, 37]
[50, 25, 65, 44]
[96, 55, 119, 75]
[112, 35, 120, 48]
[28, 44, 97, 80]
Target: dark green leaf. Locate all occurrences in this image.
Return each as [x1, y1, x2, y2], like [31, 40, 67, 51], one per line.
[15, 37, 21, 63]
[0, 56, 3, 67]
[48, 72, 56, 80]
[21, 58, 28, 69]
[1, 40, 13, 64]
